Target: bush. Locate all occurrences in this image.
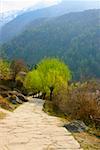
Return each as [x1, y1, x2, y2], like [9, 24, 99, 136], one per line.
[0, 59, 10, 80]
[52, 80, 100, 128]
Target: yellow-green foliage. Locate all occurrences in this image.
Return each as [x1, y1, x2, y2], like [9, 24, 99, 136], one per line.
[24, 70, 42, 93]
[24, 58, 72, 99]
[37, 58, 71, 95]
[0, 59, 10, 80]
[37, 58, 71, 81]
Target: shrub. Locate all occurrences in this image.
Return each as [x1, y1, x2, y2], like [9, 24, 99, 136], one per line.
[52, 80, 100, 128]
[0, 59, 10, 80]
[10, 59, 28, 81]
[24, 70, 42, 94]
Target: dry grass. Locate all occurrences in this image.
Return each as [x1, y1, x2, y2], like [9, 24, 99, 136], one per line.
[0, 96, 18, 111]
[52, 81, 100, 128]
[73, 131, 100, 150]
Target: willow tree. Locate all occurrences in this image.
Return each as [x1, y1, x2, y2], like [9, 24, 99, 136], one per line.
[37, 58, 72, 100]
[24, 58, 72, 100]
[24, 70, 42, 94]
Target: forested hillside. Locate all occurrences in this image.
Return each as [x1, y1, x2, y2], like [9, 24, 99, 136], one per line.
[0, 0, 99, 43]
[1, 9, 100, 80]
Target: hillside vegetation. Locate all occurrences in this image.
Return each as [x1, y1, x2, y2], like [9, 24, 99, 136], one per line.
[1, 9, 100, 80]
[0, 1, 99, 43]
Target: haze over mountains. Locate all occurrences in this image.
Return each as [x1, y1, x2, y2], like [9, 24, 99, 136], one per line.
[0, 0, 64, 31]
[0, 0, 100, 80]
[0, 0, 99, 43]
[0, 10, 25, 29]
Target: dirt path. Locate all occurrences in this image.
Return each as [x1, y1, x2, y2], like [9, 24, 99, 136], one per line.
[0, 98, 82, 150]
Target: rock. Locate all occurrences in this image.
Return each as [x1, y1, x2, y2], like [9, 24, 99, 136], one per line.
[8, 95, 17, 104]
[28, 92, 34, 96]
[0, 92, 9, 98]
[7, 95, 23, 104]
[33, 93, 39, 98]
[0, 85, 10, 91]
[0, 90, 28, 103]
[33, 92, 42, 98]
[64, 120, 88, 133]
[17, 93, 28, 102]
[7, 91, 28, 102]
[9, 91, 18, 95]
[13, 88, 21, 93]
[11, 99, 17, 104]
[16, 96, 23, 104]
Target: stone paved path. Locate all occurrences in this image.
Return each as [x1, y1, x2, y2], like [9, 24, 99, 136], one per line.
[0, 98, 82, 150]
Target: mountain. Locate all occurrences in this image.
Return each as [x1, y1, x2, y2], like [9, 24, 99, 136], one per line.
[1, 9, 100, 80]
[0, 1, 99, 43]
[0, 10, 27, 41]
[0, 0, 57, 29]
[0, 10, 25, 28]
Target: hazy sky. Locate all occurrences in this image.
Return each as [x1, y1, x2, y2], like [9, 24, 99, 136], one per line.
[0, 0, 99, 13]
[0, 0, 61, 13]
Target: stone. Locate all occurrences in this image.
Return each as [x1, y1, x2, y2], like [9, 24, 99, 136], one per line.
[8, 95, 17, 104]
[0, 91, 9, 98]
[17, 93, 28, 102]
[16, 96, 23, 104]
[0, 98, 82, 150]
[0, 85, 10, 91]
[7, 91, 28, 102]
[64, 120, 88, 133]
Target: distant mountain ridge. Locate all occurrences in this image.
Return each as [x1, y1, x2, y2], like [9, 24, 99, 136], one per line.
[0, 1, 99, 43]
[0, 10, 25, 28]
[0, 0, 57, 29]
[1, 9, 100, 80]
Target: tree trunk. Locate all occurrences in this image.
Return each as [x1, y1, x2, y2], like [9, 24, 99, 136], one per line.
[50, 87, 54, 101]
[42, 92, 46, 100]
